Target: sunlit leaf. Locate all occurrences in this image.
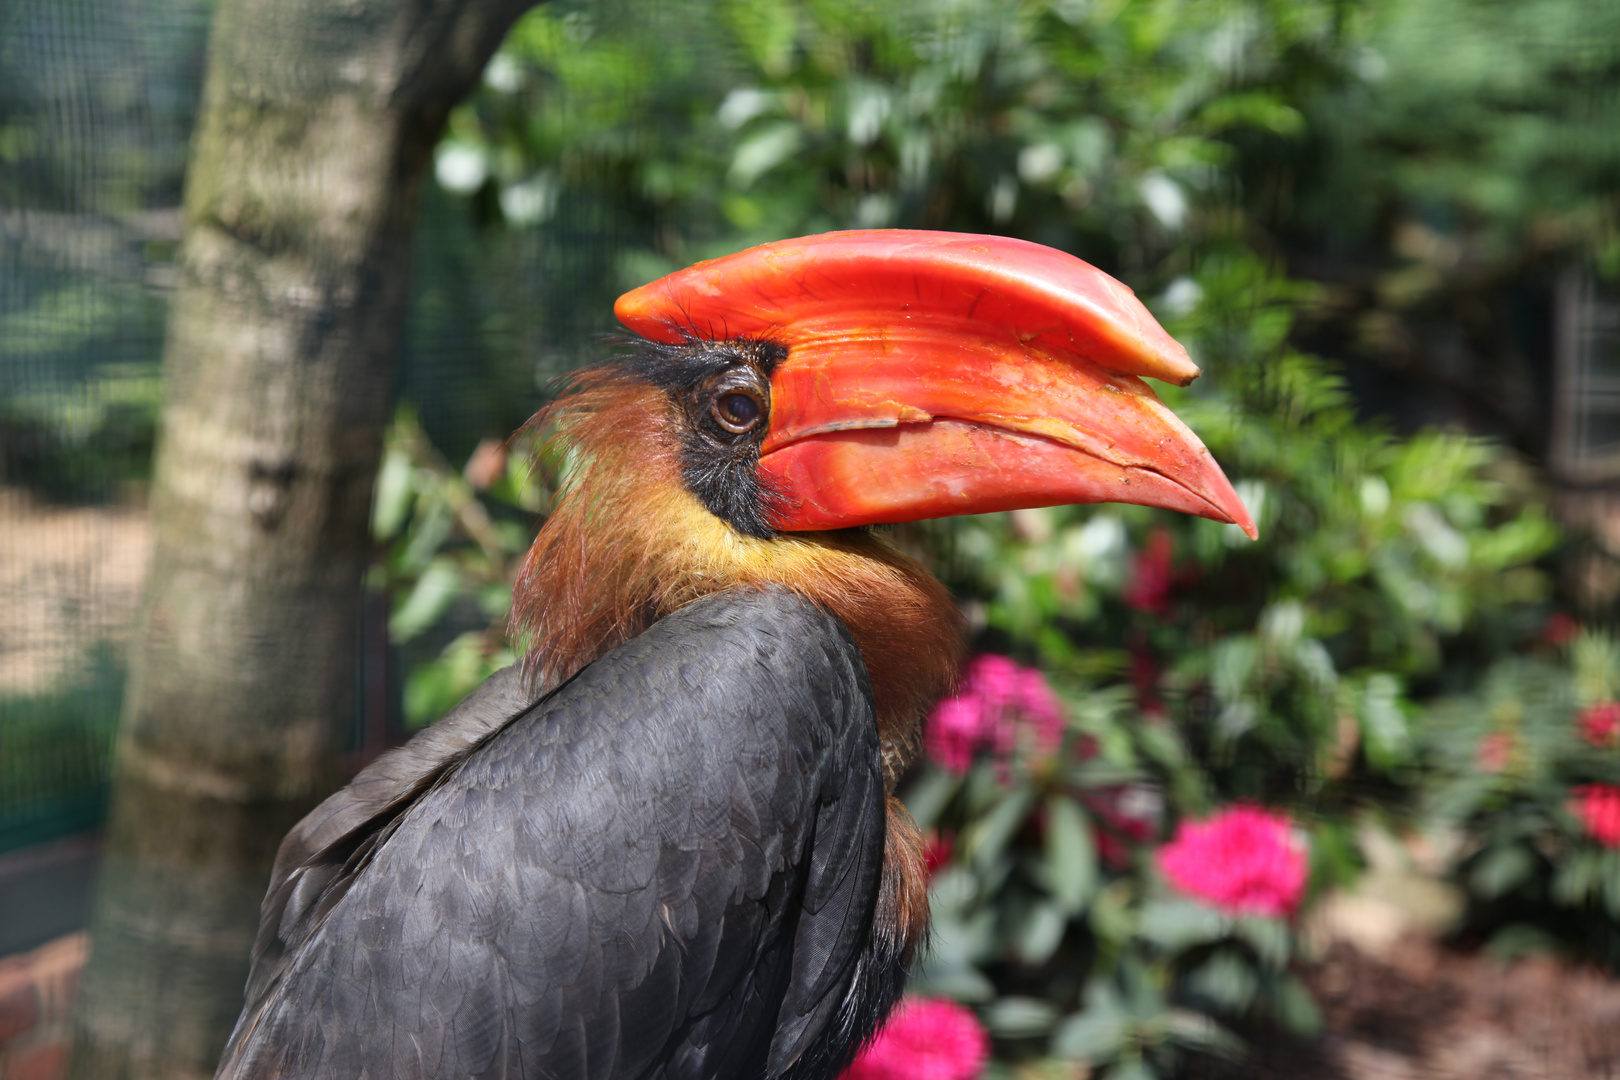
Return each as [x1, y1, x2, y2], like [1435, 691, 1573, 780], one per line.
[390, 558, 463, 642]
[1012, 898, 1068, 966]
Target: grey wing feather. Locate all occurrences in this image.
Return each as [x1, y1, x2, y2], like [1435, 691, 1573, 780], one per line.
[217, 587, 888, 1080]
[241, 664, 542, 1019]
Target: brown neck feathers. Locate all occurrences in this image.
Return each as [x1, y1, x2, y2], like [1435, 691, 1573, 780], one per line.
[509, 369, 964, 785]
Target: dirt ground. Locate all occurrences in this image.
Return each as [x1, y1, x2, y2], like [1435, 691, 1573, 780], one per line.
[0, 488, 148, 694]
[1183, 935, 1620, 1080]
[1316, 936, 1620, 1079]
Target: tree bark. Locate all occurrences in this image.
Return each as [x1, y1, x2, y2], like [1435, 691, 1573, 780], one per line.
[70, 2, 537, 1077]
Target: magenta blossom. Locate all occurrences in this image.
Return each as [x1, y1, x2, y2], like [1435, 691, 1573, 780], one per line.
[1574, 784, 1620, 848]
[1157, 805, 1308, 918]
[842, 998, 988, 1080]
[924, 696, 985, 773]
[1579, 702, 1620, 748]
[923, 655, 1066, 774]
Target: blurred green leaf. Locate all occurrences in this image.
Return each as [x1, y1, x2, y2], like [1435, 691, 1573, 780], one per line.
[1471, 844, 1536, 900]
[1136, 898, 1226, 953]
[1042, 794, 1097, 915]
[965, 787, 1036, 873]
[984, 996, 1059, 1039]
[1233, 917, 1290, 971]
[1011, 897, 1069, 966]
[1163, 1008, 1244, 1059]
[903, 766, 959, 831]
[1184, 950, 1258, 1013]
[1051, 1009, 1126, 1062]
[402, 631, 515, 729]
[372, 444, 416, 541]
[1357, 673, 1413, 771]
[1273, 974, 1324, 1037]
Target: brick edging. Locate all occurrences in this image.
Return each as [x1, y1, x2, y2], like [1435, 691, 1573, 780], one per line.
[0, 933, 86, 1080]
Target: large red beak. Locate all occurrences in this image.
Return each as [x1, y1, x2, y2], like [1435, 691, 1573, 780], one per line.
[615, 230, 1256, 539]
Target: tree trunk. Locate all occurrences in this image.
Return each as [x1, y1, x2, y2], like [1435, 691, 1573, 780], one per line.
[70, 2, 536, 1077]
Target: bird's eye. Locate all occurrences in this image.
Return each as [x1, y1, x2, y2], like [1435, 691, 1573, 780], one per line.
[711, 391, 762, 435]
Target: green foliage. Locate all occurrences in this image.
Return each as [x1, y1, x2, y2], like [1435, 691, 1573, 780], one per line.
[0, 0, 205, 501]
[0, 643, 123, 852]
[1422, 633, 1620, 966]
[369, 411, 548, 729]
[444, 0, 1354, 281]
[1298, 0, 1620, 276]
[0, 278, 167, 501]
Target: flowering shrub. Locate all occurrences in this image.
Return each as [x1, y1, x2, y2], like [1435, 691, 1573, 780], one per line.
[902, 654, 1322, 1078]
[1425, 633, 1620, 965]
[1157, 807, 1308, 919]
[842, 999, 988, 1080]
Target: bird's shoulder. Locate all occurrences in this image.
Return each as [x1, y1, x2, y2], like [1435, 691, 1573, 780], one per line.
[260, 585, 865, 920]
[221, 586, 882, 1080]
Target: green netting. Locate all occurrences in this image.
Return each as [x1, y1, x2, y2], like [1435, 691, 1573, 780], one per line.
[0, 0, 635, 853]
[0, 0, 208, 852]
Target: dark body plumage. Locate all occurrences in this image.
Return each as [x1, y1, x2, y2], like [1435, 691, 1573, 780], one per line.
[218, 589, 907, 1080]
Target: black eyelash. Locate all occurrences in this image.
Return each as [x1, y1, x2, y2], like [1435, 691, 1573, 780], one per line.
[615, 334, 787, 540]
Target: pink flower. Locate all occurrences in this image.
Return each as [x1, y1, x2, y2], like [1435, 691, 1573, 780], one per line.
[1157, 805, 1309, 918]
[1475, 732, 1515, 774]
[1579, 702, 1620, 748]
[842, 999, 988, 1080]
[925, 696, 987, 773]
[923, 656, 1068, 774]
[993, 665, 1065, 760]
[1573, 784, 1620, 848]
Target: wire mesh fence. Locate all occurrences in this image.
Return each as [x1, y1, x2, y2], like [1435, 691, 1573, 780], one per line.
[0, 0, 641, 854]
[0, 0, 206, 853]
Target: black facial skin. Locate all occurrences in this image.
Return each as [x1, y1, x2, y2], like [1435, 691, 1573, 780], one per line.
[623, 335, 789, 539]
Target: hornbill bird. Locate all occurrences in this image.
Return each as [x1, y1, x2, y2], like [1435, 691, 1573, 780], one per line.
[217, 230, 1255, 1080]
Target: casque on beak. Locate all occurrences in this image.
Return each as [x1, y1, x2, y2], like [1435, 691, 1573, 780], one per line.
[616, 229, 1257, 539]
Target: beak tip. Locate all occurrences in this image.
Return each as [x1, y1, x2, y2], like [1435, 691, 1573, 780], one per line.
[1225, 498, 1259, 540]
[1226, 497, 1259, 540]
